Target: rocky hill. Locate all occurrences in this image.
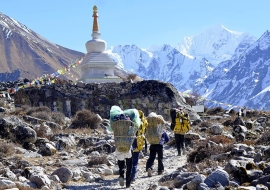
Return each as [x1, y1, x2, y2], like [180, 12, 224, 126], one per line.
[0, 12, 84, 81]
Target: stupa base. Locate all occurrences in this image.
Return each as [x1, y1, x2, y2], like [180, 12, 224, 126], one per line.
[77, 77, 123, 83]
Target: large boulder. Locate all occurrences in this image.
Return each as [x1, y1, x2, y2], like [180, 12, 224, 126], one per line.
[10, 125, 37, 144]
[204, 169, 229, 188]
[51, 167, 73, 183]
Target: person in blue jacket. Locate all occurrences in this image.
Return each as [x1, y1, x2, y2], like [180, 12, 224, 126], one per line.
[146, 130, 170, 176]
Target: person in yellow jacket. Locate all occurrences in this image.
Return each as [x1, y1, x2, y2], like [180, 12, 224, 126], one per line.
[131, 110, 148, 183]
[170, 107, 190, 156]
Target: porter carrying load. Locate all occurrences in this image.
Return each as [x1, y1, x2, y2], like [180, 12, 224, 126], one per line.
[109, 106, 141, 153]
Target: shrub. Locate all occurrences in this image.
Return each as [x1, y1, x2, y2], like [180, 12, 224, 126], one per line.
[223, 118, 234, 127]
[200, 121, 211, 128]
[35, 124, 52, 138]
[11, 105, 31, 116]
[31, 111, 51, 121]
[187, 140, 232, 163]
[51, 112, 65, 125]
[88, 155, 108, 167]
[0, 141, 15, 159]
[71, 109, 101, 129]
[23, 106, 65, 125]
[126, 73, 138, 82]
[206, 107, 225, 115]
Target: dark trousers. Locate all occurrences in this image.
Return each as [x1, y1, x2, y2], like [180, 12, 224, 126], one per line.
[175, 133, 185, 154]
[131, 151, 140, 180]
[118, 157, 133, 186]
[146, 144, 164, 172]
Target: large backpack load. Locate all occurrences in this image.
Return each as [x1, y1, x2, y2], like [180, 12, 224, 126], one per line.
[170, 108, 190, 134]
[109, 106, 141, 153]
[145, 112, 166, 144]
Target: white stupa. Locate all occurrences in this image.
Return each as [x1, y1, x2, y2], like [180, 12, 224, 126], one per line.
[77, 6, 122, 83]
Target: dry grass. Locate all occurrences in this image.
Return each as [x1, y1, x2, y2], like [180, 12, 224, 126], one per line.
[125, 73, 141, 82]
[0, 99, 5, 107]
[255, 129, 270, 145]
[71, 109, 102, 129]
[15, 185, 35, 190]
[26, 106, 51, 115]
[159, 180, 175, 189]
[185, 159, 224, 173]
[50, 127, 94, 139]
[209, 135, 233, 144]
[242, 139, 256, 146]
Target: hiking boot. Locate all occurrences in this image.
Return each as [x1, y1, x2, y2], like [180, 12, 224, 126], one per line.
[158, 170, 163, 175]
[183, 149, 186, 155]
[177, 151, 182, 156]
[119, 177, 124, 186]
[131, 179, 135, 184]
[147, 168, 152, 177]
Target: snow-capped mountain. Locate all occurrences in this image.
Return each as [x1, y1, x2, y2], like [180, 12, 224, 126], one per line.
[110, 44, 214, 91]
[109, 26, 270, 110]
[195, 31, 270, 110]
[178, 25, 256, 66]
[107, 44, 153, 73]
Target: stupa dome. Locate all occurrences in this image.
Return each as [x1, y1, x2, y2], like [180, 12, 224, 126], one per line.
[85, 38, 106, 53]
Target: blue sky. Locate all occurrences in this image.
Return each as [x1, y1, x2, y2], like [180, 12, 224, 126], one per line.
[1, 0, 270, 53]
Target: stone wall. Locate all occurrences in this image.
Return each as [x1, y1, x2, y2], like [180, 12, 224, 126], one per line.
[14, 80, 189, 121]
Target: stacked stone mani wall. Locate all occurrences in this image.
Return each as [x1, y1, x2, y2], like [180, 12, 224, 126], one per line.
[14, 80, 187, 121]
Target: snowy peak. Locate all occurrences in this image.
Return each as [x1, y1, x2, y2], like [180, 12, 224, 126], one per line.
[194, 30, 270, 110]
[160, 44, 175, 52]
[256, 30, 270, 51]
[240, 30, 270, 56]
[178, 25, 256, 66]
[213, 24, 242, 35]
[111, 44, 153, 72]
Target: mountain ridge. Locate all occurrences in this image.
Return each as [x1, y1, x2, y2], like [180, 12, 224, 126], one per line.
[0, 12, 84, 81]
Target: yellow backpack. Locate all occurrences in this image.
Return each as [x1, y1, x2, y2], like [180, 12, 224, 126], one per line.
[133, 133, 145, 152]
[173, 111, 190, 134]
[133, 110, 148, 152]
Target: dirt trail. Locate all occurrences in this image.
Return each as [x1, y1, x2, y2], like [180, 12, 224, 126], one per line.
[128, 145, 187, 190]
[64, 144, 187, 190]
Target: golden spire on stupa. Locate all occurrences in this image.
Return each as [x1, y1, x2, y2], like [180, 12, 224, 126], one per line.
[92, 5, 99, 32]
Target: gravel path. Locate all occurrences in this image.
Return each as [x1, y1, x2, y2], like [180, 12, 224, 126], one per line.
[64, 144, 187, 190]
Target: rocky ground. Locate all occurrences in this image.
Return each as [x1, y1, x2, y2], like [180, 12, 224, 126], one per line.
[0, 97, 270, 190]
